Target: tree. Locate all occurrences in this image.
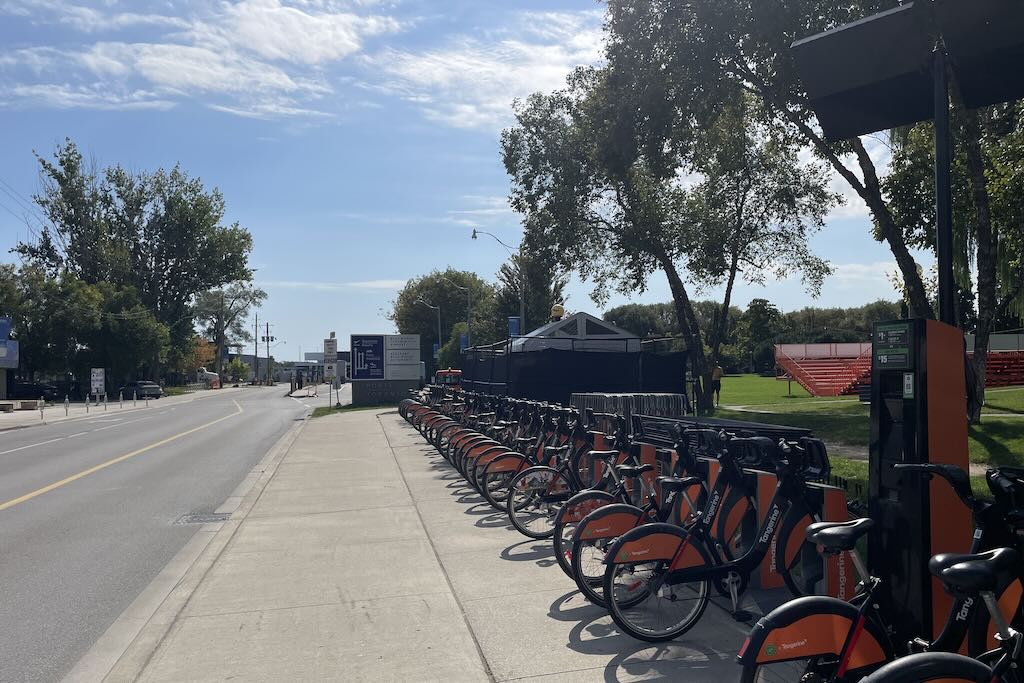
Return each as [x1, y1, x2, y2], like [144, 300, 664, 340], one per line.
[224, 357, 250, 383]
[602, 0, 934, 319]
[16, 139, 256, 373]
[603, 302, 678, 339]
[194, 283, 266, 376]
[495, 253, 569, 333]
[438, 322, 469, 370]
[389, 270, 499, 372]
[735, 299, 788, 373]
[885, 104, 1024, 422]
[502, 77, 836, 412]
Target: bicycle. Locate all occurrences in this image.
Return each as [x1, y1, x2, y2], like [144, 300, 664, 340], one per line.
[599, 436, 837, 642]
[736, 463, 1024, 682]
[857, 548, 1022, 682]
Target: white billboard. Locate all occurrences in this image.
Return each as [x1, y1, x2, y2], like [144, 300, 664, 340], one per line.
[384, 335, 420, 381]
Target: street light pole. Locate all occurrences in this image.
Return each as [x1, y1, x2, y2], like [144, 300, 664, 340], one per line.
[471, 228, 526, 334]
[416, 298, 442, 364]
[442, 277, 472, 347]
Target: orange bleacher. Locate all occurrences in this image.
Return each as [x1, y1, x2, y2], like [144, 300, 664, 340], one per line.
[775, 343, 1024, 397]
[775, 343, 873, 397]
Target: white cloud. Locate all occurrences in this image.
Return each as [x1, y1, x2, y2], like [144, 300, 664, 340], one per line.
[210, 0, 401, 65]
[363, 10, 604, 129]
[8, 83, 174, 110]
[0, 0, 401, 117]
[830, 261, 898, 290]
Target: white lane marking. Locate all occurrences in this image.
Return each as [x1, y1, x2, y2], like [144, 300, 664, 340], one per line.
[93, 416, 157, 432]
[0, 437, 65, 456]
[66, 432, 89, 439]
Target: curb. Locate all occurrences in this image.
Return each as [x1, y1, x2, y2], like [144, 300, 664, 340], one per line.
[62, 410, 309, 683]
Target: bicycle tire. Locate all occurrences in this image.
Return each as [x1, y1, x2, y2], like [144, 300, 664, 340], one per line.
[857, 652, 992, 683]
[506, 466, 574, 539]
[553, 490, 615, 579]
[603, 529, 712, 642]
[737, 657, 840, 683]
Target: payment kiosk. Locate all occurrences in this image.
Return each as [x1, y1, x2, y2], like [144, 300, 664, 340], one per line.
[868, 319, 972, 644]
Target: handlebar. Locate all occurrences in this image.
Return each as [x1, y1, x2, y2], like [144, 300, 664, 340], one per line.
[892, 463, 978, 512]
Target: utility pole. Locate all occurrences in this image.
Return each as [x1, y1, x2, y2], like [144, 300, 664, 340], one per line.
[254, 313, 259, 384]
[266, 322, 271, 384]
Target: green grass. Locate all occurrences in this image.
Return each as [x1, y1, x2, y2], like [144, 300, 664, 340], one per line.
[161, 386, 192, 397]
[985, 387, 1024, 415]
[717, 375, 1024, 470]
[311, 404, 397, 418]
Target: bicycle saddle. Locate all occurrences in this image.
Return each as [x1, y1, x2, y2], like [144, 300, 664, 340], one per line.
[587, 450, 620, 462]
[931, 547, 1019, 594]
[805, 518, 874, 552]
[656, 475, 701, 490]
[616, 464, 654, 477]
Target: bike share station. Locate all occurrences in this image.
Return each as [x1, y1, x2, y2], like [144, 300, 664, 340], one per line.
[788, 0, 1024, 655]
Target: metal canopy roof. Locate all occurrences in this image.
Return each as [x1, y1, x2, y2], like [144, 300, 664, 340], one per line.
[792, 0, 1024, 142]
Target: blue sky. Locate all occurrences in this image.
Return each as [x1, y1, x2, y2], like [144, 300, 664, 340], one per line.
[0, 0, 915, 360]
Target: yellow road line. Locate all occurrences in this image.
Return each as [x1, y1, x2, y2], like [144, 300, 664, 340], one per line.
[0, 400, 244, 512]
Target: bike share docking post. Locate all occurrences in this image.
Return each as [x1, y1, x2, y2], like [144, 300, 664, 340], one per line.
[868, 319, 972, 645]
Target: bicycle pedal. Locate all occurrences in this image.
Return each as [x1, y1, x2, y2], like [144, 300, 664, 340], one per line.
[732, 609, 753, 622]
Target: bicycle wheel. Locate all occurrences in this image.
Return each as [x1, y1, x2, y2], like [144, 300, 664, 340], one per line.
[506, 466, 573, 539]
[480, 455, 527, 511]
[603, 535, 712, 642]
[553, 490, 614, 579]
[571, 536, 617, 607]
[856, 652, 992, 683]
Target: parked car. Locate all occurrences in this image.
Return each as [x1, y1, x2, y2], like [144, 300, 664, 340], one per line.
[11, 381, 59, 401]
[118, 381, 163, 399]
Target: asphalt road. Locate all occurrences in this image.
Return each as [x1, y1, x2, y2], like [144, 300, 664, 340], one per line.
[0, 387, 317, 682]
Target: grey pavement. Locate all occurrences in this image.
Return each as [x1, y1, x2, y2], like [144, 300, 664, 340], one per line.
[0, 386, 249, 432]
[0, 386, 308, 683]
[95, 408, 754, 682]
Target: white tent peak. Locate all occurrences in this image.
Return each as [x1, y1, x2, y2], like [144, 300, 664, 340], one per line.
[511, 312, 640, 353]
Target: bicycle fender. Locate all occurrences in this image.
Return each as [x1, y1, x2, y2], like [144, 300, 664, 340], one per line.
[605, 523, 702, 567]
[737, 596, 890, 671]
[485, 453, 529, 474]
[560, 491, 615, 524]
[574, 503, 643, 542]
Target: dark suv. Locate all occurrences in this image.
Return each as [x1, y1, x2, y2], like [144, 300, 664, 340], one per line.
[118, 381, 163, 399]
[11, 381, 59, 401]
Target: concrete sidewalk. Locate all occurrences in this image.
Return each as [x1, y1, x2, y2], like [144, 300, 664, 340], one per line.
[88, 409, 749, 682]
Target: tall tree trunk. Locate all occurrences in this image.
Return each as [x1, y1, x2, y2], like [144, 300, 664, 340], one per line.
[656, 252, 713, 413]
[957, 104, 995, 424]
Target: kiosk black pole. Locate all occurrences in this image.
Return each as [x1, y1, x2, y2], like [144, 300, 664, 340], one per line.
[933, 47, 955, 325]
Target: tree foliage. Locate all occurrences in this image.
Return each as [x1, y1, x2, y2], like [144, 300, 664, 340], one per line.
[495, 253, 569, 332]
[501, 71, 836, 411]
[194, 283, 267, 376]
[15, 139, 256, 371]
[389, 269, 499, 371]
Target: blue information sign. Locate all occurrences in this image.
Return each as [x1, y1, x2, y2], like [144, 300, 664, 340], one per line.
[0, 316, 10, 340]
[351, 335, 385, 380]
[508, 316, 521, 337]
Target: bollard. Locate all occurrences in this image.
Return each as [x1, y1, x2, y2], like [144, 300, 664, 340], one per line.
[103, 393, 107, 411]
[40, 395, 44, 421]
[145, 395, 149, 407]
[86, 395, 90, 413]
[119, 391, 123, 408]
[133, 390, 137, 407]
[64, 395, 69, 416]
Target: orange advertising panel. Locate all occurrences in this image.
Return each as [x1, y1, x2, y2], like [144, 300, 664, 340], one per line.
[925, 320, 973, 639]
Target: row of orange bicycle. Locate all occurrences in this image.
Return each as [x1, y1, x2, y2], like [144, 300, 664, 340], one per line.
[399, 389, 1024, 682]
